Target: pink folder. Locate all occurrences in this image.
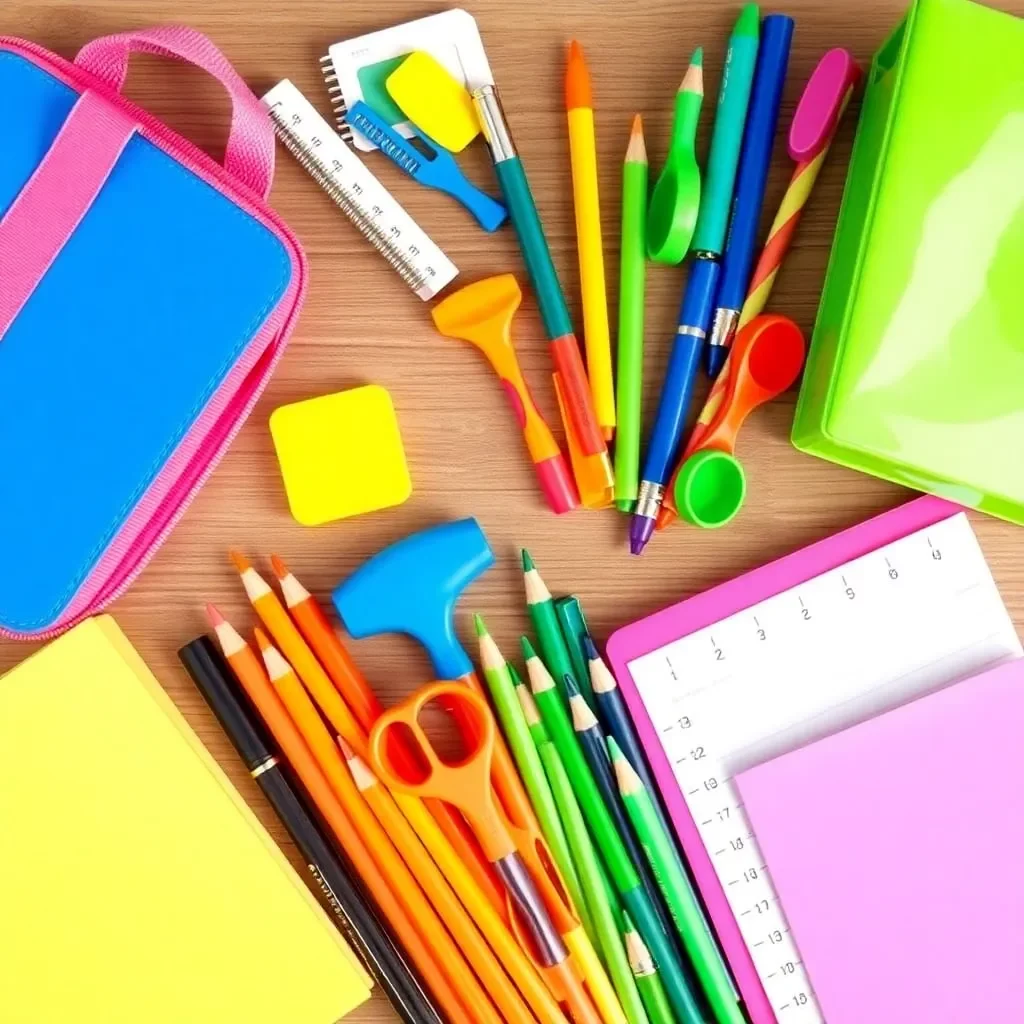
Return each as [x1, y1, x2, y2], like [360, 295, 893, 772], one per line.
[735, 659, 1024, 1023]
[606, 495, 962, 1022]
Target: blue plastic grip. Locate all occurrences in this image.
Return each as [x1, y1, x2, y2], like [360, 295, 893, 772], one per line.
[333, 519, 495, 679]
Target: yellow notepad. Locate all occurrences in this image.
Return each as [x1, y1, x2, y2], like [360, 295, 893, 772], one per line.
[0, 616, 371, 1024]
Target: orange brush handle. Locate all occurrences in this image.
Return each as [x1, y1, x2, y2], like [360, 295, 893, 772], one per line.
[221, 645, 473, 1024]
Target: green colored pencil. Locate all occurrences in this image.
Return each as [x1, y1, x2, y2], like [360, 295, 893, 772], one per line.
[611, 737, 744, 1024]
[474, 614, 594, 944]
[615, 115, 648, 512]
[522, 637, 706, 1024]
[522, 550, 591, 705]
[535, 727, 649, 1024]
[622, 911, 675, 1024]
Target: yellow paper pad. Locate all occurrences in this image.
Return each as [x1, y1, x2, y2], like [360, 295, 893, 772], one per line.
[0, 616, 371, 1024]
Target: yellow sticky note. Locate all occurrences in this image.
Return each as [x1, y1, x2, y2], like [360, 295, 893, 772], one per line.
[0, 617, 372, 1024]
[386, 51, 481, 153]
[270, 385, 411, 526]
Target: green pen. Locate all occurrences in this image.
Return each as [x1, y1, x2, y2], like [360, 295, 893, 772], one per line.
[622, 911, 676, 1024]
[691, 4, 761, 256]
[474, 616, 594, 944]
[522, 550, 591, 705]
[554, 595, 592, 692]
[615, 115, 648, 512]
[523, 638, 707, 1024]
[521, 683, 649, 1024]
[610, 738, 744, 1024]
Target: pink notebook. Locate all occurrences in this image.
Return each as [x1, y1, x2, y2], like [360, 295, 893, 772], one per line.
[736, 660, 1024, 1023]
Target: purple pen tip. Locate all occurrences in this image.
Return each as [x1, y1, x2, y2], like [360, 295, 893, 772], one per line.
[629, 516, 655, 556]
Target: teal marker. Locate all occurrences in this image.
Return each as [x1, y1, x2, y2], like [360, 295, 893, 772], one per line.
[691, 4, 761, 255]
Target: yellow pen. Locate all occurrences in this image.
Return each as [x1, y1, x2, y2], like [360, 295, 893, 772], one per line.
[566, 40, 615, 442]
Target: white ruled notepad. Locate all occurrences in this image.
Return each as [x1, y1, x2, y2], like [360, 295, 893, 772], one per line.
[625, 513, 1021, 1023]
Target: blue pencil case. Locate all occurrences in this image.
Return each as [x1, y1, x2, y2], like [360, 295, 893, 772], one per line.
[0, 26, 306, 639]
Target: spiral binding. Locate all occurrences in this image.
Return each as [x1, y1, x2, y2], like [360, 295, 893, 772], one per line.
[319, 54, 354, 143]
[265, 104, 426, 295]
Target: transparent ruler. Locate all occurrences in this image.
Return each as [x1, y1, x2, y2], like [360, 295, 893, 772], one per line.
[628, 513, 1020, 1023]
[262, 80, 458, 301]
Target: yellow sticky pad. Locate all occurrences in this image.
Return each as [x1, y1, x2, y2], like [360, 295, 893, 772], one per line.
[386, 51, 480, 152]
[270, 385, 411, 526]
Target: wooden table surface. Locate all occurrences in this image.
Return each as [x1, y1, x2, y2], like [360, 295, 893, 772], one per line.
[4, 1, 1024, 1020]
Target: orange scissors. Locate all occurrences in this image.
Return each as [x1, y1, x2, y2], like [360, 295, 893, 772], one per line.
[370, 681, 603, 1024]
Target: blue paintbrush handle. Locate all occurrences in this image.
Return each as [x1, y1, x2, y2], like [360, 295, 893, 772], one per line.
[349, 102, 507, 232]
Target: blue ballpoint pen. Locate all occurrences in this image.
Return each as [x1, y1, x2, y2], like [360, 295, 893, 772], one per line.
[630, 4, 761, 555]
[629, 255, 720, 554]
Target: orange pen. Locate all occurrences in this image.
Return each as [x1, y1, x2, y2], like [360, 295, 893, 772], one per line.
[233, 550, 504, 916]
[256, 631, 500, 1024]
[205, 608, 466, 1024]
[340, 738, 542, 1024]
[372, 682, 603, 1024]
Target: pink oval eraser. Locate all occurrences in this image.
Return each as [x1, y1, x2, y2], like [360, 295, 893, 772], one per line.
[788, 49, 862, 162]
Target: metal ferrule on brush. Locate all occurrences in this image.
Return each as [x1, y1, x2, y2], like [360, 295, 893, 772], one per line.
[473, 85, 517, 163]
[709, 307, 740, 353]
[635, 480, 665, 521]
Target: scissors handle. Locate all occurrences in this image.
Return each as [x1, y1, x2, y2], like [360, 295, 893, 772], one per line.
[369, 681, 516, 862]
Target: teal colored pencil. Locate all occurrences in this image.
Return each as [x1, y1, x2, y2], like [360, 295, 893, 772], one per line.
[615, 115, 648, 512]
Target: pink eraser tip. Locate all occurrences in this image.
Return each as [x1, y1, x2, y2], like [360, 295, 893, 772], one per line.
[789, 48, 862, 162]
[536, 454, 580, 515]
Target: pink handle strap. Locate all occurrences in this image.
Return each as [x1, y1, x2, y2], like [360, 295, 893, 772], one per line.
[75, 25, 274, 198]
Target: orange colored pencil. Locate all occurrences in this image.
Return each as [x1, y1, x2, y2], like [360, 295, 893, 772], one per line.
[270, 555, 382, 733]
[340, 738, 542, 1024]
[205, 607, 464, 1024]
[260, 552, 505, 918]
[256, 629, 500, 1024]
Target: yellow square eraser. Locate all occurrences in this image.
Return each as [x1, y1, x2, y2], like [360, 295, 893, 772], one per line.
[386, 51, 481, 153]
[269, 385, 411, 526]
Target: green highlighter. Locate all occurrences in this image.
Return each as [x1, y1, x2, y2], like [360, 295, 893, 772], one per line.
[692, 4, 761, 256]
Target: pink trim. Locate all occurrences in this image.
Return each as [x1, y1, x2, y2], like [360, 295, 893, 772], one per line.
[0, 35, 307, 640]
[605, 495, 961, 1024]
[75, 26, 274, 199]
[0, 91, 135, 340]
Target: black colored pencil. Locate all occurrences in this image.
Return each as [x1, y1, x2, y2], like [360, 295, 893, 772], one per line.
[179, 636, 442, 1024]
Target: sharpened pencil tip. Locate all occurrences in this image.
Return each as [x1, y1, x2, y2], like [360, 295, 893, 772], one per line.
[691, 46, 703, 67]
[564, 673, 580, 697]
[681, 51, 704, 94]
[626, 115, 647, 163]
[269, 554, 289, 579]
[473, 613, 487, 637]
[607, 735, 625, 761]
[521, 549, 535, 572]
[583, 634, 599, 660]
[204, 603, 225, 628]
[337, 735, 354, 759]
[508, 663, 524, 687]
[228, 548, 252, 573]
[253, 627, 271, 652]
[520, 635, 538, 660]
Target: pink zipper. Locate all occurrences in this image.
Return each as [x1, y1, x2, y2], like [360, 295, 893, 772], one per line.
[0, 37, 308, 639]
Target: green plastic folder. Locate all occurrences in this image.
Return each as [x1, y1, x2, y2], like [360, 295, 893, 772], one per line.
[793, 0, 1024, 524]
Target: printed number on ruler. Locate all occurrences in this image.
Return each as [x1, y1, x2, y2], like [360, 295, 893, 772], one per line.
[261, 80, 458, 301]
[630, 513, 1020, 1022]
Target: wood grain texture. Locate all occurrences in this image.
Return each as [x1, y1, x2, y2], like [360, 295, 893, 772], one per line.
[3, 2, 1023, 1020]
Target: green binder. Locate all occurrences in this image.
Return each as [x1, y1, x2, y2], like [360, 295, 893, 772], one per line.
[793, 0, 1024, 523]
